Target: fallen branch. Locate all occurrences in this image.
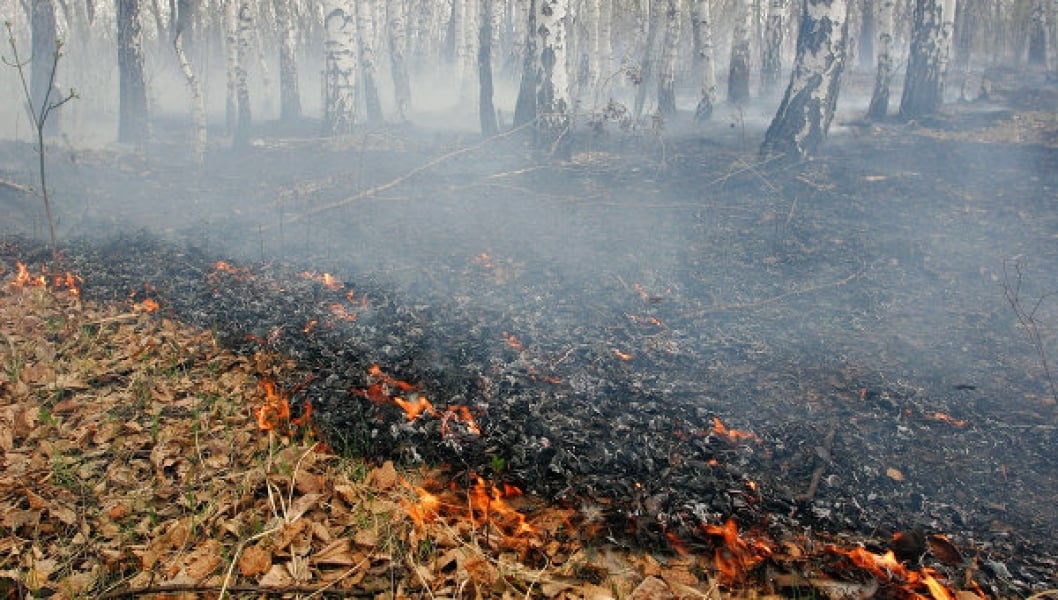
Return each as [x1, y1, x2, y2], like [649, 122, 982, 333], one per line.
[694, 259, 868, 317]
[0, 177, 32, 193]
[795, 423, 837, 503]
[271, 121, 535, 229]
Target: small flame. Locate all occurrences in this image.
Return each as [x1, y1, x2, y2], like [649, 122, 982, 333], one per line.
[301, 270, 344, 290]
[393, 393, 437, 421]
[441, 405, 481, 437]
[929, 412, 967, 427]
[255, 379, 291, 431]
[139, 298, 160, 313]
[826, 545, 958, 600]
[209, 260, 253, 282]
[503, 331, 523, 350]
[712, 417, 759, 442]
[469, 477, 535, 536]
[473, 252, 494, 269]
[328, 303, 357, 321]
[613, 349, 634, 361]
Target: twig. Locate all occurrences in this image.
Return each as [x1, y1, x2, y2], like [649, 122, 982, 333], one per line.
[693, 259, 868, 317]
[97, 582, 377, 599]
[796, 424, 837, 502]
[270, 121, 535, 229]
[1002, 258, 1058, 404]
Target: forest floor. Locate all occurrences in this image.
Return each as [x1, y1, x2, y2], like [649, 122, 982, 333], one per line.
[1, 67, 1058, 598]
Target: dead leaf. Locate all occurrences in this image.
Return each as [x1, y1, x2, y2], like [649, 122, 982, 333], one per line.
[630, 576, 675, 600]
[927, 534, 963, 565]
[885, 467, 905, 481]
[239, 545, 272, 577]
[259, 564, 295, 588]
[312, 539, 360, 566]
[286, 492, 321, 522]
[365, 460, 399, 490]
[353, 527, 379, 548]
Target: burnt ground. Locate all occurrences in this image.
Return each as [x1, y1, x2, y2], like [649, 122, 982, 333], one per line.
[2, 72, 1058, 592]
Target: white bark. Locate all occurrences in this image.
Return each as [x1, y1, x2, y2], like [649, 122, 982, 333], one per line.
[761, 0, 787, 93]
[357, 0, 383, 121]
[387, 0, 411, 119]
[535, 0, 571, 155]
[693, 0, 718, 121]
[866, 0, 894, 117]
[658, 0, 682, 116]
[323, 0, 359, 133]
[274, 0, 301, 121]
[761, 0, 849, 158]
[728, 0, 753, 104]
[174, 24, 206, 162]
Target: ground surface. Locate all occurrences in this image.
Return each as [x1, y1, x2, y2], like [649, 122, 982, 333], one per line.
[1, 69, 1058, 597]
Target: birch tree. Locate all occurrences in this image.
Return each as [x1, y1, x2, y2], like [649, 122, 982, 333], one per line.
[534, 0, 572, 156]
[693, 0, 718, 121]
[174, 0, 206, 162]
[358, 0, 383, 122]
[233, 0, 253, 146]
[728, 0, 753, 104]
[118, 0, 148, 146]
[898, 0, 956, 118]
[634, 0, 663, 118]
[658, 0, 682, 116]
[387, 0, 411, 119]
[479, 0, 498, 135]
[866, 0, 894, 118]
[514, 0, 538, 127]
[274, 0, 301, 122]
[760, 0, 849, 158]
[761, 0, 787, 94]
[323, 0, 358, 133]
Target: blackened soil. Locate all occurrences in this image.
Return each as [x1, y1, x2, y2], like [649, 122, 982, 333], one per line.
[2, 84, 1057, 592]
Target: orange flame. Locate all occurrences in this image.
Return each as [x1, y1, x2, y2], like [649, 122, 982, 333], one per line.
[300, 270, 344, 290]
[328, 303, 357, 321]
[138, 298, 160, 313]
[503, 331, 523, 350]
[929, 412, 967, 427]
[469, 477, 535, 536]
[11, 262, 50, 287]
[826, 545, 958, 600]
[393, 394, 437, 421]
[441, 405, 481, 437]
[701, 518, 770, 583]
[712, 417, 759, 442]
[255, 379, 291, 431]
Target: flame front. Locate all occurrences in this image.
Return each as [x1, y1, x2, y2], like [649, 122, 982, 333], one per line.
[353, 365, 480, 436]
[701, 518, 770, 583]
[826, 545, 958, 600]
[712, 417, 759, 442]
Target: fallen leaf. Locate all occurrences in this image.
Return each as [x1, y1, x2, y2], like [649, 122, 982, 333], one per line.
[239, 545, 272, 577]
[885, 467, 905, 481]
[259, 564, 295, 588]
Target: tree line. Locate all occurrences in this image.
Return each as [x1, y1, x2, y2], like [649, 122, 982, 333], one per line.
[3, 0, 1054, 161]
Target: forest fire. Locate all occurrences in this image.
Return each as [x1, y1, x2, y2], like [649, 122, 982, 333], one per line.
[353, 364, 480, 436]
[9, 261, 82, 297]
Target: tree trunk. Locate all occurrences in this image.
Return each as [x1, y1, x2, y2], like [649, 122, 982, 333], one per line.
[865, 0, 893, 118]
[513, 0, 538, 127]
[274, 0, 301, 122]
[323, 0, 359, 133]
[478, 0, 498, 136]
[693, 0, 718, 121]
[760, 0, 849, 159]
[233, 0, 253, 146]
[634, 0, 663, 118]
[358, 0, 383, 122]
[1027, 0, 1047, 66]
[898, 0, 956, 118]
[174, 0, 206, 162]
[657, 0, 682, 116]
[534, 0, 572, 157]
[761, 0, 787, 94]
[387, 0, 411, 120]
[859, 0, 875, 70]
[728, 0, 753, 104]
[118, 0, 149, 146]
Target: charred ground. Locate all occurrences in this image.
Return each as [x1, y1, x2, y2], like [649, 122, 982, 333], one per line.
[2, 72, 1058, 592]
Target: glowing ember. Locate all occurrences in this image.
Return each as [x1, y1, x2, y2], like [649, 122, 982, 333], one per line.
[711, 417, 759, 442]
[503, 331, 523, 350]
[208, 260, 253, 282]
[352, 365, 481, 436]
[441, 405, 481, 437]
[393, 393, 437, 421]
[300, 270, 344, 290]
[328, 302, 357, 321]
[929, 412, 967, 427]
[613, 349, 634, 361]
[54, 272, 83, 297]
[468, 477, 535, 536]
[826, 545, 959, 600]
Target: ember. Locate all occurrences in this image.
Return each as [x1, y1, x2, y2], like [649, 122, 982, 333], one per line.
[300, 270, 344, 290]
[700, 518, 771, 583]
[403, 476, 535, 539]
[711, 416, 758, 442]
[928, 412, 967, 427]
[826, 545, 960, 600]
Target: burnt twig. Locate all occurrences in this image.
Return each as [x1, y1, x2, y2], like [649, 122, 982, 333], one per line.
[796, 424, 837, 503]
[1002, 258, 1058, 404]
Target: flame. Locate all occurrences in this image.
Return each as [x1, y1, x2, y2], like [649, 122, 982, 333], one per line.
[300, 270, 344, 290]
[711, 417, 759, 442]
[54, 272, 82, 297]
[503, 331, 523, 350]
[469, 477, 535, 536]
[700, 518, 770, 583]
[393, 393, 437, 421]
[138, 298, 160, 313]
[208, 260, 253, 283]
[473, 252, 494, 269]
[328, 303, 357, 321]
[613, 349, 634, 361]
[441, 405, 481, 437]
[405, 486, 441, 528]
[826, 545, 958, 599]
[255, 379, 291, 431]
[13, 262, 47, 287]
[929, 412, 967, 427]
[303, 319, 318, 333]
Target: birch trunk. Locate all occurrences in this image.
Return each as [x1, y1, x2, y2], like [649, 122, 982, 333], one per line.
[514, 0, 538, 127]
[634, 0, 663, 118]
[693, 0, 718, 121]
[728, 0, 753, 104]
[118, 0, 149, 146]
[761, 0, 786, 93]
[323, 0, 358, 133]
[479, 0, 498, 135]
[174, 0, 206, 162]
[898, 0, 956, 118]
[357, 0, 383, 122]
[387, 0, 411, 119]
[274, 0, 301, 121]
[233, 0, 253, 146]
[658, 0, 681, 116]
[535, 0, 571, 156]
[760, 0, 849, 158]
[866, 0, 893, 118]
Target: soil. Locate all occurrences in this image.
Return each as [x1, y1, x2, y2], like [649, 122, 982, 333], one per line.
[2, 68, 1058, 594]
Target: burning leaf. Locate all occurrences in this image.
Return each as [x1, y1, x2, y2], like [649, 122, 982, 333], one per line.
[929, 412, 968, 427]
[711, 417, 758, 443]
[886, 467, 905, 481]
